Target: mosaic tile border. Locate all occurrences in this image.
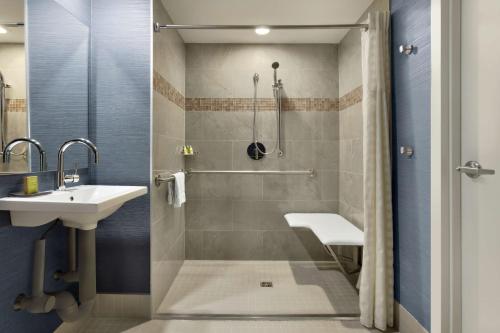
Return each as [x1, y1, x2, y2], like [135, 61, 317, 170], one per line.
[185, 87, 362, 112]
[154, 68, 362, 113]
[339, 86, 363, 111]
[153, 70, 185, 110]
[185, 97, 338, 112]
[5, 99, 26, 113]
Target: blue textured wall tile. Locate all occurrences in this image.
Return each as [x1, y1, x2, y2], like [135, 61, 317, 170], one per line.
[90, 0, 152, 293]
[391, 0, 431, 330]
[28, 0, 90, 172]
[0, 171, 89, 332]
[54, 0, 91, 26]
[0, 0, 91, 331]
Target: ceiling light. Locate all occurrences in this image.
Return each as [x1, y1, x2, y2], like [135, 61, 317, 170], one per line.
[0, 26, 7, 34]
[255, 26, 270, 36]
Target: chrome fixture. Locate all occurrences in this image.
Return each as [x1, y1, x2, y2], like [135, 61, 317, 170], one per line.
[187, 169, 315, 177]
[155, 169, 315, 187]
[399, 145, 414, 158]
[154, 171, 184, 187]
[250, 62, 284, 159]
[3, 138, 47, 171]
[457, 161, 495, 179]
[272, 62, 279, 86]
[0, 71, 12, 150]
[0, 22, 24, 28]
[272, 62, 284, 157]
[399, 44, 415, 55]
[154, 23, 369, 32]
[255, 26, 270, 35]
[57, 138, 98, 190]
[155, 174, 176, 187]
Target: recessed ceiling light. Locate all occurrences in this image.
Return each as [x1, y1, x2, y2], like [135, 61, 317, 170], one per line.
[255, 26, 270, 36]
[0, 26, 7, 34]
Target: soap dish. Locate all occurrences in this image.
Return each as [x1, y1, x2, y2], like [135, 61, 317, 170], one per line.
[9, 190, 53, 197]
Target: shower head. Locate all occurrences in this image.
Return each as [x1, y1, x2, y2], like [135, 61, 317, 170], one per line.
[272, 62, 279, 85]
[253, 73, 259, 84]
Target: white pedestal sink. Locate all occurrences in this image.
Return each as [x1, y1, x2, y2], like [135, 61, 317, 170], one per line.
[0, 185, 148, 230]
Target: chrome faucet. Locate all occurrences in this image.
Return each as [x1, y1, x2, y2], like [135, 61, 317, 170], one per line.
[57, 138, 98, 190]
[3, 137, 47, 171]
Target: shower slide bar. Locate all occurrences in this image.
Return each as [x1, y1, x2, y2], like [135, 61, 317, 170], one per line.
[154, 169, 315, 187]
[154, 23, 369, 32]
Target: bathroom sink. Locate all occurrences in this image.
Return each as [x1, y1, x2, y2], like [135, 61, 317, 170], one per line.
[0, 185, 148, 230]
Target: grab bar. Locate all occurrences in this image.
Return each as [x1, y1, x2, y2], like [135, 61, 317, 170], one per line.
[154, 174, 175, 187]
[186, 169, 315, 177]
[154, 169, 315, 187]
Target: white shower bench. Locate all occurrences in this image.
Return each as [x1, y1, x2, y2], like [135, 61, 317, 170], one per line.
[284, 213, 364, 279]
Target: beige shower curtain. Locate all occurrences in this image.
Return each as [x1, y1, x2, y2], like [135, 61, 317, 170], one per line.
[359, 11, 394, 331]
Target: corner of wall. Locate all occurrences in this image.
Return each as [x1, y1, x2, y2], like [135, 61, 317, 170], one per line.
[395, 302, 430, 333]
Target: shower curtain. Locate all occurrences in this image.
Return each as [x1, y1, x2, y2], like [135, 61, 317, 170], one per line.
[359, 11, 394, 330]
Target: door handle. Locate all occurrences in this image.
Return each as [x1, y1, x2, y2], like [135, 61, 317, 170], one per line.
[456, 161, 495, 178]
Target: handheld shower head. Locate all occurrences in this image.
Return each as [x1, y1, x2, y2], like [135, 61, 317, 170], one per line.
[272, 62, 279, 85]
[253, 73, 259, 84]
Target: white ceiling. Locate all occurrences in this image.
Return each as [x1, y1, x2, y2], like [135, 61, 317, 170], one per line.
[161, 0, 373, 44]
[0, 0, 25, 44]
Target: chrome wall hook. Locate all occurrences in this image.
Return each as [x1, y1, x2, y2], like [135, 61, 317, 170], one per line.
[399, 44, 415, 55]
[400, 145, 414, 158]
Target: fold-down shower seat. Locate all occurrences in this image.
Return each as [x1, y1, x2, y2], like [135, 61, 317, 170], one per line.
[284, 213, 364, 283]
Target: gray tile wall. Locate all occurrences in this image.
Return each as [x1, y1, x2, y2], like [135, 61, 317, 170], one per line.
[337, 26, 364, 229]
[185, 44, 339, 261]
[338, 102, 364, 229]
[151, 0, 186, 313]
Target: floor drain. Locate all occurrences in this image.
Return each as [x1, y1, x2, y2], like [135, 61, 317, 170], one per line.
[260, 281, 273, 287]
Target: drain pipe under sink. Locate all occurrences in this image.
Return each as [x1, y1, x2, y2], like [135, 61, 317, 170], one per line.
[54, 228, 79, 283]
[53, 229, 96, 322]
[13, 239, 56, 313]
[13, 228, 96, 322]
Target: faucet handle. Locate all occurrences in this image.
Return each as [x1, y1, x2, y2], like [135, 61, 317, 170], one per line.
[64, 163, 80, 185]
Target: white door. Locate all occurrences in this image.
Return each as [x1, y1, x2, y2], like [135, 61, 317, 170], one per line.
[460, 0, 500, 331]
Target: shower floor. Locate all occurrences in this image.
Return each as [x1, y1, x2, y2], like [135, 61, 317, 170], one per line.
[157, 260, 359, 315]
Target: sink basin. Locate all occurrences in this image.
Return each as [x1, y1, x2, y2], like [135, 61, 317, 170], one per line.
[0, 185, 148, 230]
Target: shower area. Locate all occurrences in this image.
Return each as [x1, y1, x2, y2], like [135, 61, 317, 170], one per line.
[0, 41, 28, 172]
[151, 0, 389, 321]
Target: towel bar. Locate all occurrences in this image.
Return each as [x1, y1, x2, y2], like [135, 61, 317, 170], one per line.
[154, 173, 181, 187]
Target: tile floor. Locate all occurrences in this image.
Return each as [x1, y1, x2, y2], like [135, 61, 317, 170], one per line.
[124, 319, 377, 333]
[77, 318, 389, 333]
[77, 260, 370, 333]
[77, 318, 146, 333]
[157, 260, 359, 315]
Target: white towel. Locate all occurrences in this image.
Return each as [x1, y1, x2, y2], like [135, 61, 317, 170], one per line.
[173, 172, 186, 208]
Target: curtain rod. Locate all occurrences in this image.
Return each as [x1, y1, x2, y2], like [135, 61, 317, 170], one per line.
[153, 23, 369, 32]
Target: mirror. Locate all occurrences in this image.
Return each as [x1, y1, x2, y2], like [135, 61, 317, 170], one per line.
[0, 0, 90, 174]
